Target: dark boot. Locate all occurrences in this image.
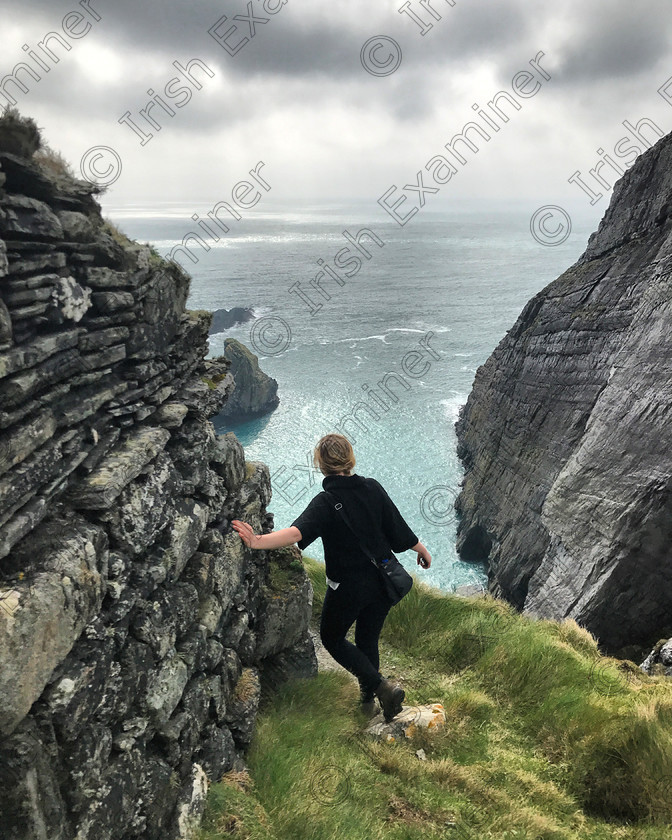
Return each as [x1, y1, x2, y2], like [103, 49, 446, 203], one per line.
[374, 677, 405, 723]
[360, 698, 379, 718]
[359, 686, 379, 719]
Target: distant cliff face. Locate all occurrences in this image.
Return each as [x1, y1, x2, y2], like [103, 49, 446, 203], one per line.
[455, 130, 672, 654]
[0, 126, 315, 840]
[214, 337, 279, 422]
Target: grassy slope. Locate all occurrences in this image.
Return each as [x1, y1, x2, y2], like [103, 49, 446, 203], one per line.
[200, 557, 672, 840]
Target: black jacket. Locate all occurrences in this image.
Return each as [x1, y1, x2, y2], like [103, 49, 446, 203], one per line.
[290, 473, 419, 583]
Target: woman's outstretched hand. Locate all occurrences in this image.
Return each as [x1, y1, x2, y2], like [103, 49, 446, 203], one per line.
[414, 542, 432, 569]
[232, 520, 260, 548]
[231, 521, 302, 550]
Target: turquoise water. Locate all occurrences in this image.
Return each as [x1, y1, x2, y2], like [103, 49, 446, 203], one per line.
[108, 199, 600, 593]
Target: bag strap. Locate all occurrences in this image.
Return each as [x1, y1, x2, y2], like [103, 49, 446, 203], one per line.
[323, 490, 379, 568]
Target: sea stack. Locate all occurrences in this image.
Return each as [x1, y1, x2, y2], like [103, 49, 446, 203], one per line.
[214, 338, 280, 422]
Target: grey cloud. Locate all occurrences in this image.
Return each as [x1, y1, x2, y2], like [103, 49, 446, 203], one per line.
[2, 0, 672, 204]
[3, 0, 636, 137]
[553, 0, 672, 85]
[5, 0, 535, 83]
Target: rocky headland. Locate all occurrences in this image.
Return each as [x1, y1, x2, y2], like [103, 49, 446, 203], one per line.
[208, 307, 255, 335]
[0, 115, 315, 840]
[455, 129, 672, 657]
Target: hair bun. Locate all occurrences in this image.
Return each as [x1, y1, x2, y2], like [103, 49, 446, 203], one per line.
[314, 433, 356, 475]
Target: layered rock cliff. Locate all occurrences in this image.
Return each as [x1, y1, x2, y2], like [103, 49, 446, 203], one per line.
[455, 130, 672, 654]
[0, 128, 315, 840]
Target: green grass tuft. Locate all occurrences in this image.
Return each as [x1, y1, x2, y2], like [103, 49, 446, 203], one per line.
[0, 106, 42, 157]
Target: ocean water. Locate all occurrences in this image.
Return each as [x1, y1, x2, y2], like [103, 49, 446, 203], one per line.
[108, 199, 600, 593]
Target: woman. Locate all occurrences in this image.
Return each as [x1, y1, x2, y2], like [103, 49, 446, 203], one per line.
[232, 433, 432, 723]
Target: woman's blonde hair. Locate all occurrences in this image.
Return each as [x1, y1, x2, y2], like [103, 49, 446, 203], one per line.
[313, 433, 355, 475]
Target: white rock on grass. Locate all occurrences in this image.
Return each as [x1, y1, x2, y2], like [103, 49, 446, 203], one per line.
[364, 703, 446, 742]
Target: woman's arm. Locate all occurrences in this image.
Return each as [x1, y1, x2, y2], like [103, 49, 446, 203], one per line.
[231, 520, 302, 550]
[411, 541, 432, 569]
[372, 480, 432, 569]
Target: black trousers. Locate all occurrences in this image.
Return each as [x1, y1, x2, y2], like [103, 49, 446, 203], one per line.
[319, 568, 392, 698]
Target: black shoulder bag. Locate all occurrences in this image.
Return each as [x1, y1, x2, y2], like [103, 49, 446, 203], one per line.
[323, 490, 413, 605]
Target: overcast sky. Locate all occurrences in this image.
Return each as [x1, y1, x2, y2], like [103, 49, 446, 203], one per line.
[1, 0, 672, 211]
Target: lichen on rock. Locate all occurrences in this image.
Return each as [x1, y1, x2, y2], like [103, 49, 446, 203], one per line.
[51, 275, 92, 322]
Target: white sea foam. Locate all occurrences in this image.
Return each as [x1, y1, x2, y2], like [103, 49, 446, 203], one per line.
[332, 334, 390, 345]
[330, 326, 451, 345]
[410, 323, 452, 334]
[440, 394, 468, 422]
